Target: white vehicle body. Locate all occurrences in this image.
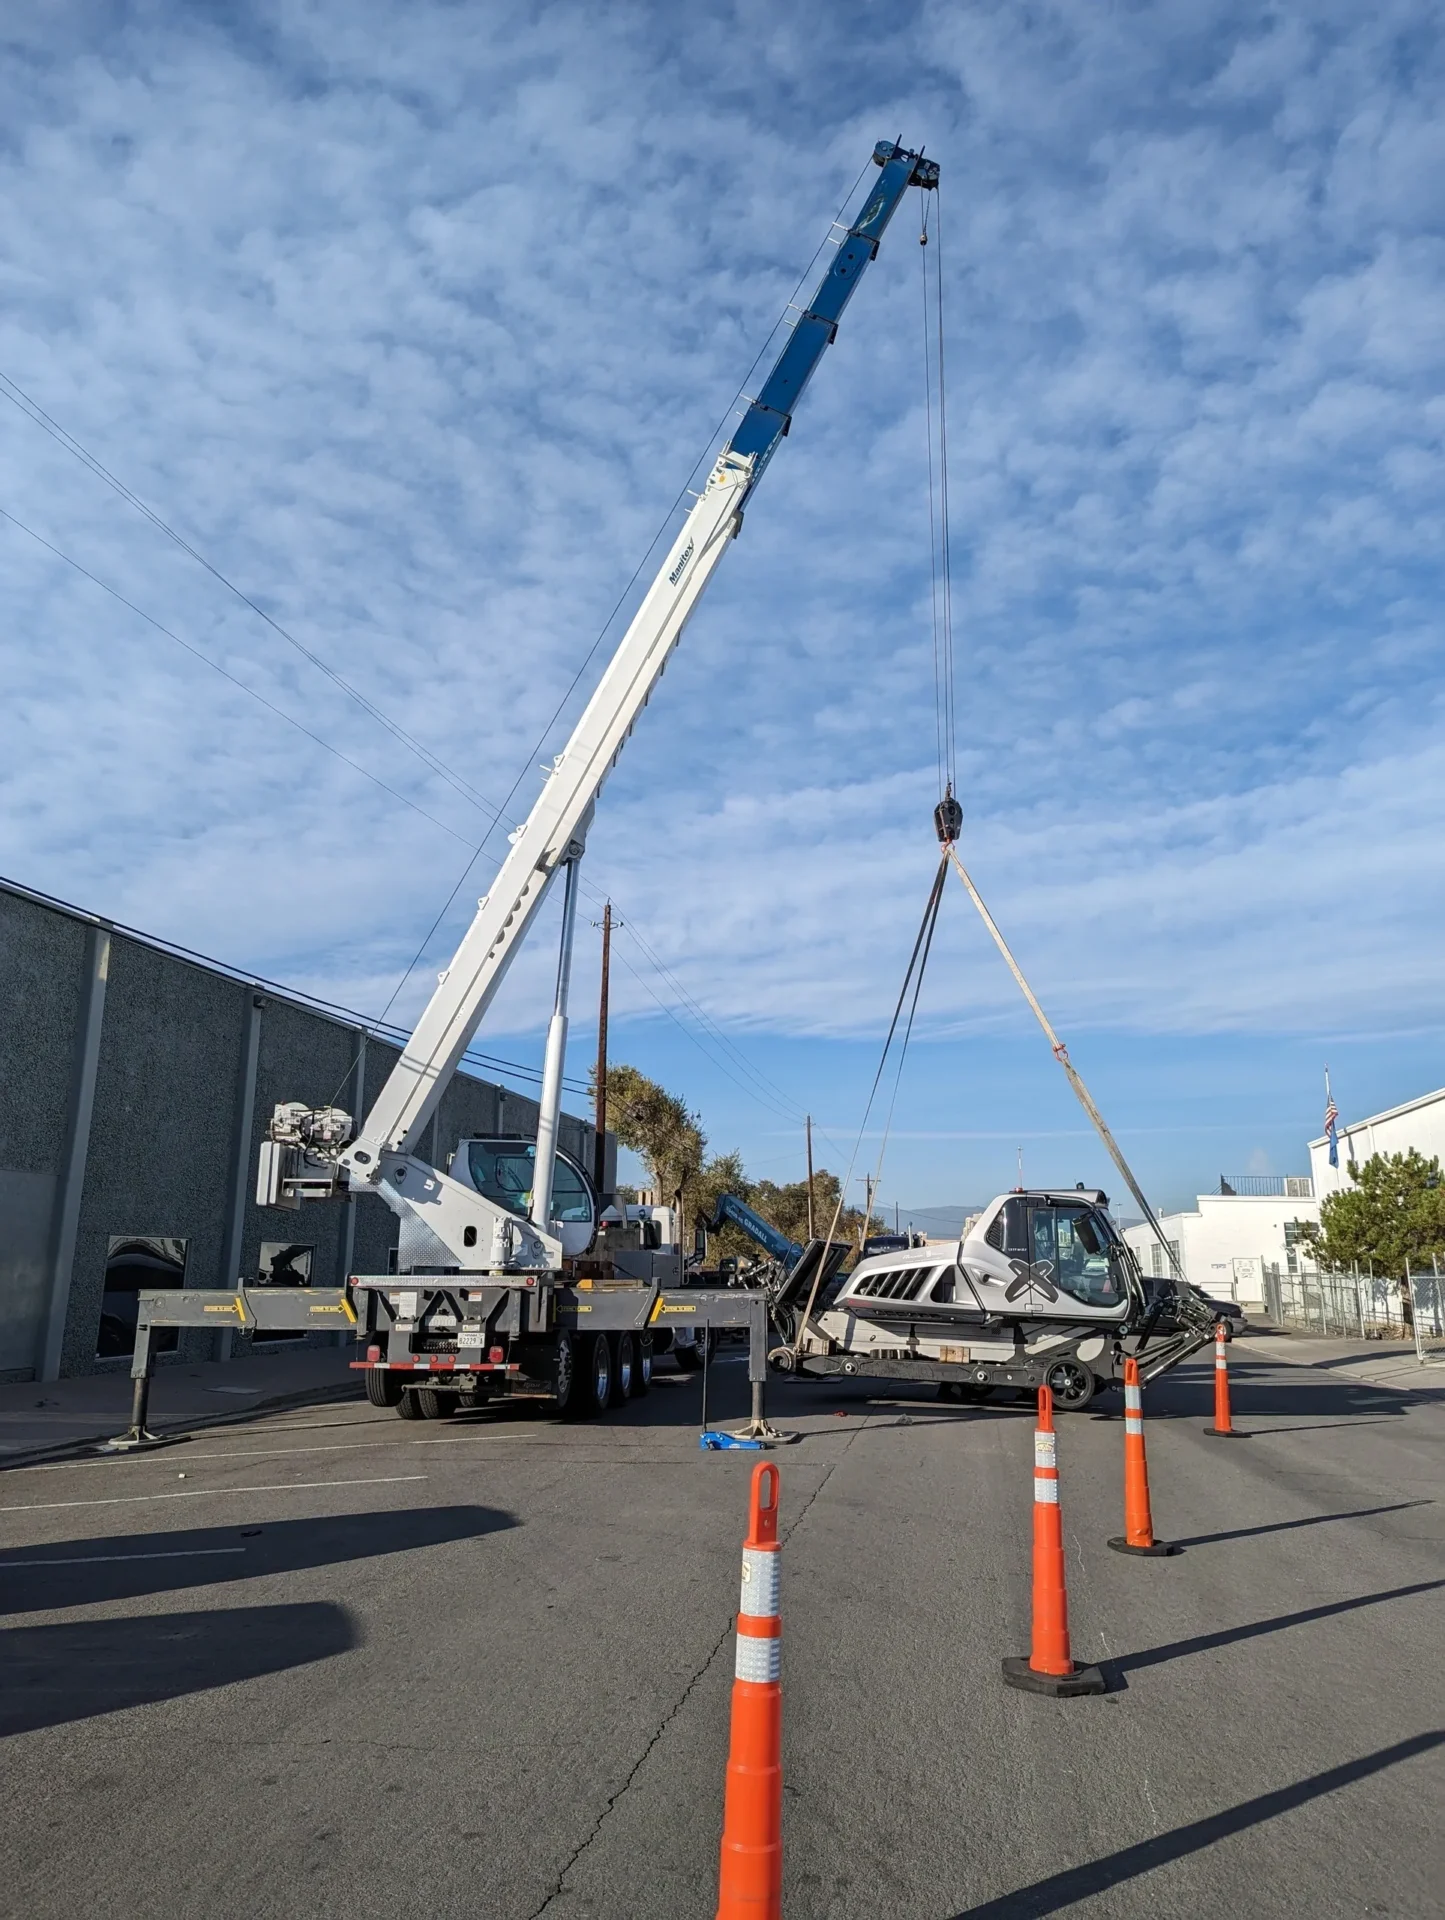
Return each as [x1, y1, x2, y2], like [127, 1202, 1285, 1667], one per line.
[794, 1188, 1150, 1407]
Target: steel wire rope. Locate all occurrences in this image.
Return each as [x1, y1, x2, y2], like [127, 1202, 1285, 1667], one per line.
[0, 372, 513, 831]
[920, 185, 958, 799]
[790, 854, 950, 1354]
[0, 506, 473, 849]
[607, 949, 802, 1124]
[0, 150, 872, 852]
[322, 153, 878, 1106]
[5, 156, 879, 1137]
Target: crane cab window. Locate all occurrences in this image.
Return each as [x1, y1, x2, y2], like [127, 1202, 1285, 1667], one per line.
[466, 1140, 595, 1224]
[984, 1198, 1029, 1258]
[1029, 1205, 1121, 1308]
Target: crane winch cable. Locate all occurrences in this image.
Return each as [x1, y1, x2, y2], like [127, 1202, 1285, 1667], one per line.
[789, 844, 951, 1356]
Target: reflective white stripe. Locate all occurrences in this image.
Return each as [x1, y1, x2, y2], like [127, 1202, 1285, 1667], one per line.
[1034, 1432, 1057, 1469]
[735, 1633, 781, 1683]
[739, 1547, 781, 1619]
[1034, 1479, 1060, 1504]
[1124, 1386, 1142, 1413]
[1216, 1354, 1227, 1369]
[1125, 1416, 1143, 1436]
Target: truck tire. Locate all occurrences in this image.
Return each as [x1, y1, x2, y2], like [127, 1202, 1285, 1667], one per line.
[632, 1333, 653, 1396]
[1045, 1359, 1097, 1410]
[608, 1332, 634, 1408]
[551, 1329, 579, 1418]
[568, 1331, 611, 1419]
[395, 1388, 425, 1420]
[417, 1387, 456, 1419]
[365, 1367, 404, 1408]
[674, 1336, 703, 1372]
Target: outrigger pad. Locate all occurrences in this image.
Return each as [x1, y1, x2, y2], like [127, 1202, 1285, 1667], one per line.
[1002, 1656, 1106, 1697]
[95, 1431, 190, 1456]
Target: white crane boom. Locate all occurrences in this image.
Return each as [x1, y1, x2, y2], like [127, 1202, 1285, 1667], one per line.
[261, 141, 938, 1272]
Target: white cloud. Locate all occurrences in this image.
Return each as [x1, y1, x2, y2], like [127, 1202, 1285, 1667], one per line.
[0, 0, 1441, 1110]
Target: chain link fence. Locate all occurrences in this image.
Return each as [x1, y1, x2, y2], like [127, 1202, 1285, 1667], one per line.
[1406, 1263, 1445, 1368]
[1262, 1264, 1411, 1340]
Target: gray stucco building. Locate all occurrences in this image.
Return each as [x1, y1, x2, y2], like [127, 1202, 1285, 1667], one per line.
[0, 874, 608, 1382]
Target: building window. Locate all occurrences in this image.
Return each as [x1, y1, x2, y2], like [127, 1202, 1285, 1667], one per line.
[98, 1236, 186, 1359]
[258, 1243, 313, 1285]
[254, 1243, 314, 1342]
[1151, 1244, 1164, 1278]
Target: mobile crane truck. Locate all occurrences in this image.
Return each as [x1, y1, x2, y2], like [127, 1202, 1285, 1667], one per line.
[242, 141, 941, 1428]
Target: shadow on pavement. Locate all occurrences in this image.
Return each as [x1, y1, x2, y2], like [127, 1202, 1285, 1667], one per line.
[1101, 1578, 1444, 1690]
[1, 1600, 356, 1736]
[1147, 1367, 1417, 1422]
[949, 1730, 1444, 1917]
[0, 1504, 514, 1614]
[1172, 1499, 1431, 1549]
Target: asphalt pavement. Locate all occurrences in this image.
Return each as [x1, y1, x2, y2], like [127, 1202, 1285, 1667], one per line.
[0, 1346, 1440, 1918]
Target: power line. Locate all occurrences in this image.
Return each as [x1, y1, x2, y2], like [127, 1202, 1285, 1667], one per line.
[0, 505, 476, 850]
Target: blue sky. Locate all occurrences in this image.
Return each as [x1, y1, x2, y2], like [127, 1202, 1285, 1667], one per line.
[3, 2, 1443, 1217]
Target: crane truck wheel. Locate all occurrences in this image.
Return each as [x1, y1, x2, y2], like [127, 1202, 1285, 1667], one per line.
[416, 1387, 456, 1419]
[365, 1367, 404, 1409]
[674, 1338, 704, 1372]
[551, 1329, 580, 1418]
[395, 1389, 425, 1420]
[631, 1333, 653, 1396]
[608, 1332, 634, 1408]
[567, 1331, 612, 1420]
[1044, 1360, 1097, 1411]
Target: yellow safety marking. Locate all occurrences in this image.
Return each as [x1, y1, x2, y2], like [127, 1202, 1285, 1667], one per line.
[574, 1304, 592, 1313]
[232, 1294, 251, 1326]
[648, 1297, 666, 1324]
[576, 1278, 594, 1291]
[202, 1303, 234, 1315]
[308, 1303, 348, 1316]
[340, 1293, 358, 1324]
[661, 1302, 696, 1314]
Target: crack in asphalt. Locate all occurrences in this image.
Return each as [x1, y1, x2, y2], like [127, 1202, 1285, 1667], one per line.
[524, 1423, 868, 1918]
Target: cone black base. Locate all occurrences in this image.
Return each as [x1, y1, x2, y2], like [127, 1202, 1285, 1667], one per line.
[1202, 1427, 1248, 1438]
[1107, 1536, 1181, 1557]
[1002, 1655, 1105, 1697]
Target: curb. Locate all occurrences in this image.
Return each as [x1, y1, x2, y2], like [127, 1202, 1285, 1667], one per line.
[0, 1378, 361, 1474]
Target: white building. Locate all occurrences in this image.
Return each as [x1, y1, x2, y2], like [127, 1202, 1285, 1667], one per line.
[1123, 1182, 1319, 1310]
[1308, 1086, 1445, 1200]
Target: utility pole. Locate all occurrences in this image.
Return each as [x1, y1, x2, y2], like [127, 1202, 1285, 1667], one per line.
[593, 902, 612, 1202]
[805, 1114, 815, 1241]
[859, 1174, 876, 1251]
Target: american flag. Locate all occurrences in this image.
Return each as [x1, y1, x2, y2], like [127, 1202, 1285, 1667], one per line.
[1324, 1072, 1340, 1169]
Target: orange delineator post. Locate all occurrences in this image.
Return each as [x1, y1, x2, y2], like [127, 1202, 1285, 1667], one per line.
[1203, 1320, 1244, 1437]
[1107, 1357, 1179, 1557]
[716, 1462, 783, 1920]
[1002, 1386, 1104, 1697]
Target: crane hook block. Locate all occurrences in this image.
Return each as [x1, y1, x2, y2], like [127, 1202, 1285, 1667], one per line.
[934, 794, 963, 845]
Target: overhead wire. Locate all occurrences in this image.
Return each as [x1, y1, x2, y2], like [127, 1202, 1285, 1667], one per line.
[3, 153, 875, 1140]
[0, 506, 475, 850]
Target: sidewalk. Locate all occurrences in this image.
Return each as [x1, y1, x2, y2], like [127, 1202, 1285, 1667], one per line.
[0, 1345, 362, 1468]
[1241, 1329, 1445, 1399]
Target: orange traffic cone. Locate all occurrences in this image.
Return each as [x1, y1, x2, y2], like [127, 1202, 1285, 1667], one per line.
[1203, 1321, 1244, 1437]
[1003, 1386, 1104, 1696]
[1108, 1358, 1179, 1556]
[716, 1462, 783, 1920]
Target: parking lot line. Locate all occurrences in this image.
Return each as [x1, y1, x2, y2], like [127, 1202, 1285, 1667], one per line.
[0, 1475, 427, 1514]
[2, 1548, 248, 1566]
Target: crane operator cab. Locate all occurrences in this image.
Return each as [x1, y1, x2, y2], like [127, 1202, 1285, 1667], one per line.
[455, 1137, 598, 1258]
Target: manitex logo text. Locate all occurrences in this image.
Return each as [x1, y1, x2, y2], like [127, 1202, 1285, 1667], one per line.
[668, 538, 695, 586]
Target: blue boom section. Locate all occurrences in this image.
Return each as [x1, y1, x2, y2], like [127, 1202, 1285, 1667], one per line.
[704, 1193, 804, 1267]
[727, 141, 938, 497]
